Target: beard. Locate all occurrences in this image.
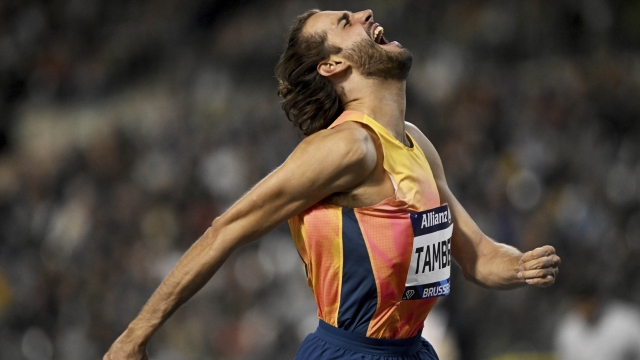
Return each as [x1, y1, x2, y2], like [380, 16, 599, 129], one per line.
[341, 39, 413, 81]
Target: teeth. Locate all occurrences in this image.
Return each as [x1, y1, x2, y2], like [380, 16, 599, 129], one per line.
[374, 26, 384, 42]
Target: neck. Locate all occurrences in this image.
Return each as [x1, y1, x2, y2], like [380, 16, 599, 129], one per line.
[341, 78, 407, 143]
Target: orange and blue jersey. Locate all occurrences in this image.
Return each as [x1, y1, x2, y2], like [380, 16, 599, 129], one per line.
[289, 110, 452, 340]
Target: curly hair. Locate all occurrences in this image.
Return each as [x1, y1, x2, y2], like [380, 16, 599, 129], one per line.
[275, 10, 343, 136]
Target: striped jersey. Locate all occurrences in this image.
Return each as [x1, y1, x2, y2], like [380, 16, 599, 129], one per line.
[289, 110, 447, 339]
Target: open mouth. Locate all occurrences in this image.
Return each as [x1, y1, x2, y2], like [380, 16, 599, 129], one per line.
[371, 24, 389, 45]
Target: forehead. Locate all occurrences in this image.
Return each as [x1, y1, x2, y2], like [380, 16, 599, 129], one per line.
[304, 10, 349, 35]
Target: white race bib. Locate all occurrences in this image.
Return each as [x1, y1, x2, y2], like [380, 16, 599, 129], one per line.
[402, 204, 453, 300]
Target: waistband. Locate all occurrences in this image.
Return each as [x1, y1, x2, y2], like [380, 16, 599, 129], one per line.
[313, 320, 423, 356]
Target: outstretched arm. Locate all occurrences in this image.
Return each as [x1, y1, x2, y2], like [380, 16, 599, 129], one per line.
[406, 123, 560, 289]
[104, 124, 378, 359]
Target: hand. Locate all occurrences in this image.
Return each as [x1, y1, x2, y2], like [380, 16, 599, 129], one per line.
[103, 331, 149, 360]
[517, 245, 560, 287]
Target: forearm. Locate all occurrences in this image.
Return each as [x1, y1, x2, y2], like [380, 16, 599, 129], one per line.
[409, 126, 559, 290]
[123, 225, 235, 344]
[465, 237, 524, 290]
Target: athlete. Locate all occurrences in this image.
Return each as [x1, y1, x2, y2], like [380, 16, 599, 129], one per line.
[104, 9, 560, 360]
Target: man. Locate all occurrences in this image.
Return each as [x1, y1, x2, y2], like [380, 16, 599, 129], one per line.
[104, 9, 560, 360]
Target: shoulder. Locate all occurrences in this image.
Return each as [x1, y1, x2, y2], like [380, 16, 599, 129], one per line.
[300, 121, 377, 166]
[286, 121, 378, 187]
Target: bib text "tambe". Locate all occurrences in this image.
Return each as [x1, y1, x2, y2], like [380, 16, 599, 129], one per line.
[402, 204, 453, 300]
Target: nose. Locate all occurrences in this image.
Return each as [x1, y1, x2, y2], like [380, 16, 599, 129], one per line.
[354, 9, 373, 25]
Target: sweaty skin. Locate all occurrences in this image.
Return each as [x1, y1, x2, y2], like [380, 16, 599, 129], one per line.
[104, 9, 560, 359]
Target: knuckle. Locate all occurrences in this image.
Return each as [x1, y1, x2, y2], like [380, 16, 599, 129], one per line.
[544, 246, 554, 255]
[545, 268, 553, 276]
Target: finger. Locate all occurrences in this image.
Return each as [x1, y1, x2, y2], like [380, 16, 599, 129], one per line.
[520, 256, 558, 271]
[517, 268, 557, 281]
[525, 274, 555, 287]
[522, 245, 556, 263]
[520, 245, 556, 263]
[520, 255, 561, 271]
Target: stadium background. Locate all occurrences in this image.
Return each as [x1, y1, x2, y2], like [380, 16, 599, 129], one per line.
[0, 0, 639, 359]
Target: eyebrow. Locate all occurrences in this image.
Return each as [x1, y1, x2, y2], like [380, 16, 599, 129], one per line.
[337, 12, 350, 27]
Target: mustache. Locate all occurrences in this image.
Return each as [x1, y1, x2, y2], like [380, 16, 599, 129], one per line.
[365, 21, 374, 40]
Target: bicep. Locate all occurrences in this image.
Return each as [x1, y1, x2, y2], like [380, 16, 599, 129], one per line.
[213, 128, 375, 248]
[438, 183, 490, 273]
[406, 123, 493, 271]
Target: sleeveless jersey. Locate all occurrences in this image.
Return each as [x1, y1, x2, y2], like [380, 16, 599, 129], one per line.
[288, 110, 444, 339]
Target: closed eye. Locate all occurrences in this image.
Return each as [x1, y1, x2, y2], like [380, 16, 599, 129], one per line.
[338, 12, 350, 27]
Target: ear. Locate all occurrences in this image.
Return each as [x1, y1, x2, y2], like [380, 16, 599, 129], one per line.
[317, 57, 350, 78]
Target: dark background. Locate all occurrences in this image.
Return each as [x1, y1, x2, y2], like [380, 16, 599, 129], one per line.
[0, 0, 639, 359]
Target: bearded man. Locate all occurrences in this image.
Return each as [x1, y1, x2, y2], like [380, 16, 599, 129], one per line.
[105, 9, 560, 360]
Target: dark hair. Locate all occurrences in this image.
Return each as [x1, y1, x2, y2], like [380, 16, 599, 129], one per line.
[275, 10, 343, 136]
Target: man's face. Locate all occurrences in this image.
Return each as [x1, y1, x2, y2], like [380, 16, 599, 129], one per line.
[304, 10, 412, 81]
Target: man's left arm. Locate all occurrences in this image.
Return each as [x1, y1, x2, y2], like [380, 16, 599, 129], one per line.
[406, 123, 560, 289]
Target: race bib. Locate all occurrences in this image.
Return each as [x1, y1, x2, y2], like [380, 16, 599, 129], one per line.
[402, 204, 453, 300]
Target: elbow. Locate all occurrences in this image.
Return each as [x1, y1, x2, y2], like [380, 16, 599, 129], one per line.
[200, 217, 226, 249]
[461, 268, 474, 282]
[454, 253, 479, 283]
[461, 266, 478, 283]
[210, 216, 224, 234]
[204, 217, 222, 244]
[207, 216, 244, 253]
[457, 258, 486, 286]
[461, 267, 492, 288]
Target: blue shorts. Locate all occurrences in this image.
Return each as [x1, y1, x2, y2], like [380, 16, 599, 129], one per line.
[295, 320, 439, 360]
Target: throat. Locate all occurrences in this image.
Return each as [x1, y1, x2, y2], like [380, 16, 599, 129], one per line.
[342, 80, 407, 136]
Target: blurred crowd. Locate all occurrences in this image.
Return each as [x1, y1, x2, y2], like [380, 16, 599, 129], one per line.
[1, 0, 639, 359]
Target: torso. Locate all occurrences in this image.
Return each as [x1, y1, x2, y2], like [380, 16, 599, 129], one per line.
[289, 111, 444, 339]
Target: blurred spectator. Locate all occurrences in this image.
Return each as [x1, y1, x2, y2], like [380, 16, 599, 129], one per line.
[0, 0, 639, 359]
[556, 282, 640, 360]
[423, 302, 460, 360]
